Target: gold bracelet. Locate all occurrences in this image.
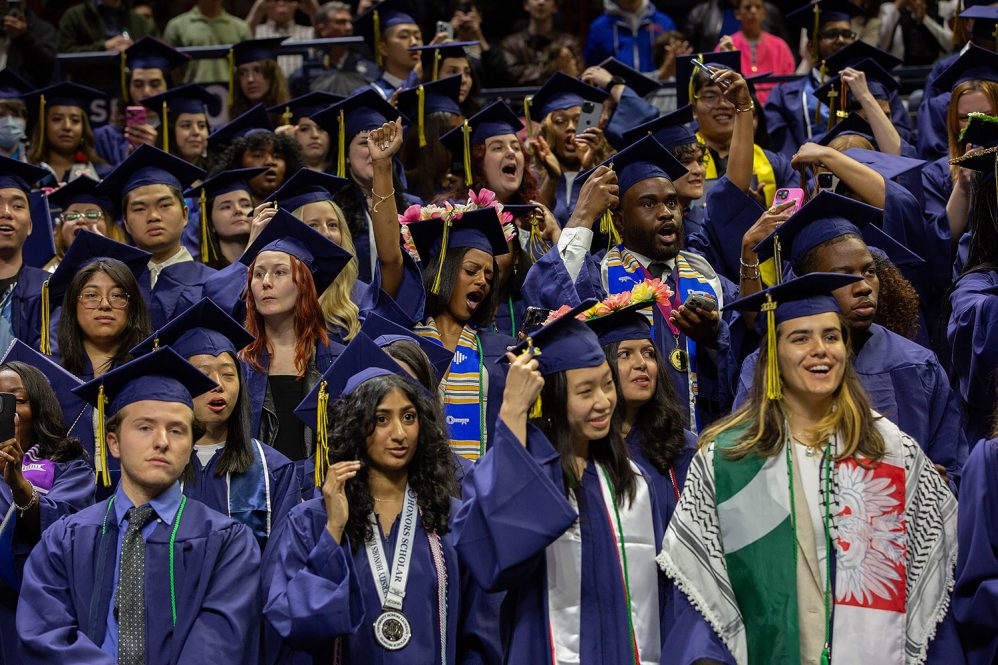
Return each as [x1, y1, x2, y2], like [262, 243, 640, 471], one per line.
[371, 187, 395, 213]
[735, 102, 755, 113]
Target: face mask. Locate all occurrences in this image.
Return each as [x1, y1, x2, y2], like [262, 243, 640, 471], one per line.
[0, 117, 26, 150]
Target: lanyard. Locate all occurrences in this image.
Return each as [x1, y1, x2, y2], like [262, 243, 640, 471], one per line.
[365, 485, 418, 612]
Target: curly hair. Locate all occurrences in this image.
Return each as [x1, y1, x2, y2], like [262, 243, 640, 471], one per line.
[872, 252, 920, 340]
[604, 340, 688, 474]
[210, 131, 304, 188]
[0, 361, 85, 463]
[326, 374, 456, 552]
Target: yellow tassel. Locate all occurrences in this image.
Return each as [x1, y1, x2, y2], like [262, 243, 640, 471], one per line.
[227, 49, 235, 106]
[529, 394, 542, 419]
[523, 97, 533, 140]
[120, 51, 128, 103]
[96, 385, 110, 487]
[522, 337, 543, 417]
[762, 295, 782, 400]
[373, 10, 383, 67]
[38, 94, 45, 145]
[417, 85, 427, 148]
[160, 99, 169, 150]
[152, 336, 160, 350]
[599, 208, 620, 249]
[336, 110, 346, 178]
[812, 4, 821, 58]
[430, 220, 451, 294]
[40, 281, 50, 355]
[773, 236, 784, 284]
[461, 119, 472, 186]
[433, 49, 441, 81]
[282, 105, 292, 128]
[314, 380, 329, 487]
[199, 187, 215, 263]
[688, 54, 702, 105]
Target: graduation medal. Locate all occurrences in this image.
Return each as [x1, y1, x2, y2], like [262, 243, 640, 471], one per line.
[366, 486, 418, 651]
[670, 335, 688, 373]
[374, 610, 412, 650]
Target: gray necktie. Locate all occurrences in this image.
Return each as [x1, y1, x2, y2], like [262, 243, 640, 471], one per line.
[648, 261, 668, 279]
[117, 504, 155, 665]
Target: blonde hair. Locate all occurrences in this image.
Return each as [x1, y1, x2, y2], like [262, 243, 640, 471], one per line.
[827, 133, 875, 153]
[291, 200, 360, 341]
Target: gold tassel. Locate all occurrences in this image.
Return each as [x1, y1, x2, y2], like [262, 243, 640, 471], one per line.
[522, 337, 543, 417]
[38, 94, 45, 145]
[417, 85, 427, 148]
[152, 336, 160, 350]
[773, 235, 784, 284]
[40, 281, 50, 355]
[199, 187, 215, 263]
[826, 89, 838, 131]
[336, 110, 346, 177]
[430, 219, 451, 294]
[433, 49, 441, 81]
[162, 99, 170, 151]
[120, 51, 128, 103]
[837, 78, 849, 118]
[688, 53, 703, 105]
[96, 385, 110, 487]
[373, 10, 383, 67]
[314, 380, 329, 487]
[762, 295, 782, 400]
[812, 4, 821, 58]
[282, 105, 292, 128]
[600, 209, 620, 253]
[523, 97, 533, 140]
[227, 49, 235, 106]
[461, 119, 472, 186]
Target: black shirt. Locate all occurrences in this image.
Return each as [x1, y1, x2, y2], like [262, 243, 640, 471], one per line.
[269, 375, 307, 461]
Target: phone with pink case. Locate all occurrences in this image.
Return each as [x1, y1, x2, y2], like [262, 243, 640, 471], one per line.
[773, 187, 805, 214]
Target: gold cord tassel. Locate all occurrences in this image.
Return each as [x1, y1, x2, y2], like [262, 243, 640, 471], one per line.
[40, 281, 50, 355]
[522, 338, 543, 417]
[96, 385, 110, 487]
[600, 209, 620, 248]
[763, 296, 782, 400]
[162, 100, 170, 151]
[120, 51, 128, 103]
[38, 94, 45, 145]
[336, 110, 346, 178]
[373, 11, 383, 67]
[688, 53, 703, 105]
[430, 220, 451, 294]
[282, 105, 292, 128]
[199, 188, 215, 263]
[773, 236, 784, 284]
[523, 97, 533, 140]
[227, 49, 235, 106]
[433, 49, 441, 81]
[417, 85, 427, 148]
[461, 119, 472, 186]
[314, 380, 329, 487]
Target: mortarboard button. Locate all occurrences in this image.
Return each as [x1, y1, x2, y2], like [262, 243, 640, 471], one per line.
[95, 144, 205, 202]
[131, 297, 255, 359]
[262, 167, 349, 212]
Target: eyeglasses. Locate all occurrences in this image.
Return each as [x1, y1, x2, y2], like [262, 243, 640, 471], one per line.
[818, 29, 857, 42]
[694, 91, 734, 108]
[78, 290, 129, 309]
[61, 209, 104, 223]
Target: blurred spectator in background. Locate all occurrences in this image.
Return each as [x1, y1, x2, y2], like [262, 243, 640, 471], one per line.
[247, 0, 316, 78]
[0, 1, 56, 89]
[646, 30, 691, 111]
[877, 0, 952, 65]
[716, 0, 795, 104]
[290, 1, 378, 97]
[685, 0, 791, 55]
[132, 1, 157, 34]
[501, 0, 582, 86]
[584, 0, 675, 73]
[446, 0, 506, 87]
[57, 0, 153, 89]
[163, 0, 252, 84]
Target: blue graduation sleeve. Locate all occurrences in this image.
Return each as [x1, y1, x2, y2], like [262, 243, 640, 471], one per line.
[605, 87, 660, 149]
[92, 125, 129, 167]
[660, 587, 736, 665]
[691, 177, 765, 283]
[144, 262, 217, 329]
[916, 90, 951, 162]
[11, 267, 48, 350]
[762, 78, 808, 160]
[947, 271, 998, 444]
[954, 438, 998, 665]
[520, 243, 606, 311]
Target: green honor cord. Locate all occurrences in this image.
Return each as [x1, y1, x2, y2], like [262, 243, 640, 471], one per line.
[600, 466, 639, 664]
[476, 333, 485, 457]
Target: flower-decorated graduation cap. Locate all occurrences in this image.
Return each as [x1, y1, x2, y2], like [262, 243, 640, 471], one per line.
[440, 100, 523, 186]
[932, 44, 998, 93]
[227, 36, 286, 104]
[675, 50, 741, 108]
[526, 72, 608, 126]
[184, 167, 268, 263]
[723, 271, 863, 399]
[267, 91, 344, 127]
[0, 338, 86, 441]
[621, 104, 696, 149]
[409, 41, 478, 80]
[239, 207, 353, 294]
[262, 167, 349, 212]
[121, 36, 191, 100]
[0, 154, 46, 194]
[206, 103, 273, 152]
[354, 0, 420, 68]
[396, 75, 463, 149]
[951, 113, 998, 177]
[360, 310, 454, 387]
[294, 331, 420, 485]
[598, 57, 662, 98]
[406, 206, 509, 293]
[580, 279, 673, 347]
[73, 346, 218, 486]
[131, 297, 255, 359]
[95, 143, 205, 204]
[22, 82, 104, 146]
[140, 84, 222, 151]
[310, 88, 403, 177]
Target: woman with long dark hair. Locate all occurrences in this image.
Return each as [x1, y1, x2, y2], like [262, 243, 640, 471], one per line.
[140, 84, 220, 171]
[130, 298, 299, 547]
[184, 168, 268, 270]
[659, 273, 961, 664]
[262, 333, 495, 663]
[0, 342, 93, 665]
[397, 75, 464, 204]
[229, 37, 291, 120]
[23, 82, 109, 187]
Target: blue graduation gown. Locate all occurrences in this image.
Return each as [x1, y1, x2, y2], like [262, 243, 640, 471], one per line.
[922, 156, 952, 256]
[260, 496, 497, 664]
[452, 420, 676, 664]
[490, 292, 526, 339]
[140, 261, 217, 329]
[0, 455, 94, 665]
[915, 52, 958, 161]
[16, 496, 261, 664]
[688, 176, 766, 284]
[184, 441, 301, 549]
[12, 266, 50, 350]
[736, 323, 968, 490]
[954, 437, 998, 665]
[625, 427, 697, 527]
[552, 174, 584, 227]
[93, 124, 129, 167]
[946, 270, 998, 444]
[604, 87, 661, 150]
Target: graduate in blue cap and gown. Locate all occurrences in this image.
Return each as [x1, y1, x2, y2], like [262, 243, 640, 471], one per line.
[44, 174, 129, 271]
[228, 36, 290, 120]
[140, 83, 223, 171]
[181, 167, 268, 270]
[93, 36, 194, 166]
[353, 0, 423, 99]
[581, 57, 663, 150]
[0, 340, 95, 665]
[407, 207, 513, 460]
[16, 347, 261, 664]
[530, 135, 736, 432]
[452, 301, 705, 664]
[94, 144, 213, 329]
[734, 192, 967, 491]
[397, 74, 465, 203]
[262, 332, 499, 665]
[660, 272, 962, 665]
[130, 298, 299, 548]
[268, 91, 344, 174]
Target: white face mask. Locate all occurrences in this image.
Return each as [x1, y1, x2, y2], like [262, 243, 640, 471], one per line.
[0, 116, 26, 150]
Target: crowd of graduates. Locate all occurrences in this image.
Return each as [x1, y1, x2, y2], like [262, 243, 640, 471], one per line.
[0, 0, 996, 663]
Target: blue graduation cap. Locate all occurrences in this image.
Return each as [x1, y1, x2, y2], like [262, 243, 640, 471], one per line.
[207, 103, 273, 151]
[184, 167, 268, 263]
[397, 75, 463, 148]
[410, 41, 478, 79]
[842, 147, 925, 180]
[359, 311, 454, 387]
[22, 82, 105, 148]
[962, 5, 998, 41]
[527, 72, 608, 122]
[502, 203, 540, 219]
[46, 174, 114, 214]
[141, 84, 223, 151]
[407, 205, 508, 266]
[932, 44, 998, 92]
[814, 58, 899, 114]
[262, 167, 349, 212]
[675, 50, 741, 108]
[0, 339, 86, 433]
[505, 299, 605, 377]
[786, 0, 863, 35]
[0, 69, 32, 99]
[439, 100, 523, 185]
[824, 40, 902, 73]
[24, 192, 55, 269]
[95, 144, 205, 202]
[239, 207, 353, 294]
[0, 154, 47, 193]
[131, 297, 255, 359]
[267, 91, 343, 126]
[73, 347, 218, 486]
[122, 36, 191, 100]
[812, 111, 874, 146]
[580, 134, 688, 195]
[294, 331, 420, 485]
[310, 88, 403, 178]
[354, 0, 419, 66]
[959, 112, 998, 148]
[599, 57, 662, 98]
[621, 104, 696, 148]
[231, 36, 285, 68]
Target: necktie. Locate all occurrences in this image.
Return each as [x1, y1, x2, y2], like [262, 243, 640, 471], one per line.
[647, 261, 668, 279]
[117, 504, 155, 665]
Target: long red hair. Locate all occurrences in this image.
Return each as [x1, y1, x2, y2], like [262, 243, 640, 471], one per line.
[240, 254, 329, 377]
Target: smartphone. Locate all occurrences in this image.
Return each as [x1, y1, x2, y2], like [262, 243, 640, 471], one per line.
[521, 307, 551, 336]
[817, 172, 839, 192]
[575, 101, 601, 136]
[0, 393, 14, 443]
[691, 58, 729, 88]
[6, 0, 21, 17]
[773, 187, 806, 214]
[685, 292, 718, 313]
[436, 20, 454, 39]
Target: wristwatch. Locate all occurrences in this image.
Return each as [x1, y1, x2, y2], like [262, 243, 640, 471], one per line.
[606, 76, 627, 91]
